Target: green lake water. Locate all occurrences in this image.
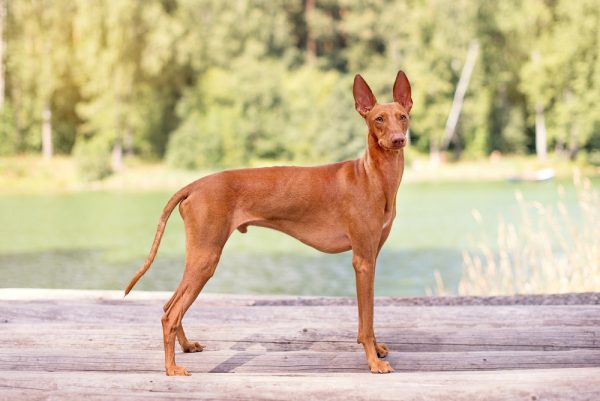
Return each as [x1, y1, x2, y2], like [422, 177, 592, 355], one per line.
[0, 178, 595, 296]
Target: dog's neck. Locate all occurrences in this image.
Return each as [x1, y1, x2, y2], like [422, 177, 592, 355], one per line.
[361, 132, 404, 204]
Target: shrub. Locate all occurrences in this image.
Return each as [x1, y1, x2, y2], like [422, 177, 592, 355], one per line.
[73, 136, 112, 181]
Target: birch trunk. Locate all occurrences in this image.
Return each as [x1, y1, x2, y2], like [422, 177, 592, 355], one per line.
[305, 0, 316, 64]
[41, 103, 53, 160]
[111, 140, 123, 172]
[440, 41, 479, 151]
[535, 103, 547, 161]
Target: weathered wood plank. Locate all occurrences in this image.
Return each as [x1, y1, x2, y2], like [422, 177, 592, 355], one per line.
[1, 349, 599, 373]
[1, 289, 599, 401]
[1, 323, 599, 352]
[1, 369, 599, 401]
[2, 300, 600, 328]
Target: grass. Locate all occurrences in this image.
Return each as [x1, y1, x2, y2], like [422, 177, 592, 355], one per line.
[0, 156, 79, 193]
[457, 170, 600, 295]
[0, 156, 204, 194]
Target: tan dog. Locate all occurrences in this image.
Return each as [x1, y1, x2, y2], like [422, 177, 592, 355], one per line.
[125, 71, 413, 375]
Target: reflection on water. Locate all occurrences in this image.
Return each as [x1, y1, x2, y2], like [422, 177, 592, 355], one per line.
[0, 179, 596, 295]
[0, 247, 462, 296]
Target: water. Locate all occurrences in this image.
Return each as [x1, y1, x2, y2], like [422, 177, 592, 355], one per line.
[0, 179, 594, 296]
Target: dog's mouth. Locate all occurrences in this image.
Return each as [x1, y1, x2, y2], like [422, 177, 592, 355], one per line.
[379, 141, 406, 151]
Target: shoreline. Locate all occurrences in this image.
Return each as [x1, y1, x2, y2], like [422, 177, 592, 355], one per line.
[1, 288, 598, 306]
[1, 155, 599, 195]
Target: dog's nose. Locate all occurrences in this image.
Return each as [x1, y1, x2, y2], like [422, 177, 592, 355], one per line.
[391, 135, 406, 147]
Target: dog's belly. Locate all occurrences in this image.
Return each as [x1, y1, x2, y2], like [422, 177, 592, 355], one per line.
[239, 219, 352, 254]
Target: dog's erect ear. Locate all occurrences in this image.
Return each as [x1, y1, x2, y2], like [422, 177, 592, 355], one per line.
[353, 74, 377, 118]
[393, 71, 413, 113]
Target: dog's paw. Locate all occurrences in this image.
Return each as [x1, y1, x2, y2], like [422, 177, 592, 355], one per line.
[166, 365, 192, 376]
[182, 341, 204, 353]
[375, 342, 389, 358]
[369, 360, 394, 374]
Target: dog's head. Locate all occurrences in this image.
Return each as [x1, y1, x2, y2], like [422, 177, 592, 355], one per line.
[353, 71, 412, 151]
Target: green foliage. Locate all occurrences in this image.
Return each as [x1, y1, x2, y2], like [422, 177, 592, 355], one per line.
[0, 0, 598, 171]
[166, 108, 229, 169]
[587, 130, 600, 166]
[166, 63, 361, 168]
[0, 102, 17, 156]
[73, 136, 112, 181]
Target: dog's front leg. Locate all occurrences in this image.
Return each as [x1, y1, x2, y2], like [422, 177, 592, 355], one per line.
[352, 252, 394, 373]
[372, 220, 394, 359]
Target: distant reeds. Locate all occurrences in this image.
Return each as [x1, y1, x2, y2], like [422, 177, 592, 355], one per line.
[457, 171, 599, 295]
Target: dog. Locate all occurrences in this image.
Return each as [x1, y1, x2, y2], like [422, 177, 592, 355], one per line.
[125, 71, 412, 375]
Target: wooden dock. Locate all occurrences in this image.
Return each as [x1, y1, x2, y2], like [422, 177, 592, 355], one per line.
[1, 289, 599, 400]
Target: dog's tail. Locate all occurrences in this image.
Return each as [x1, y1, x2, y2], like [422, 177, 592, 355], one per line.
[124, 184, 192, 296]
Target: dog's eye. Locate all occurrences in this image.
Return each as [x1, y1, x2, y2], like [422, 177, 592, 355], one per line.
[399, 115, 407, 121]
[375, 116, 384, 123]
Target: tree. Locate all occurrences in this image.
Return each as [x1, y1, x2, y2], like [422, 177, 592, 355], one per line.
[0, 0, 5, 111]
[0, 0, 598, 170]
[6, 0, 75, 158]
[521, 0, 600, 159]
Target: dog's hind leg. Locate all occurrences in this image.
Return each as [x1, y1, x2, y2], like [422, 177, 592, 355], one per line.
[162, 247, 221, 376]
[161, 198, 229, 376]
[177, 325, 204, 353]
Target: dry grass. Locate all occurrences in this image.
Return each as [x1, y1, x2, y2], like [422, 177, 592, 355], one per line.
[457, 170, 600, 295]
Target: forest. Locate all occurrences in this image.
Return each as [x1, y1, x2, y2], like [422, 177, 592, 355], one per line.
[0, 0, 598, 179]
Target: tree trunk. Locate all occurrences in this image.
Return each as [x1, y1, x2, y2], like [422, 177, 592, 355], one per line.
[111, 94, 124, 172]
[568, 123, 578, 161]
[535, 103, 547, 161]
[124, 126, 134, 156]
[112, 108, 123, 172]
[564, 90, 577, 161]
[530, 50, 547, 161]
[429, 141, 441, 166]
[11, 85, 22, 151]
[41, 102, 53, 160]
[0, 0, 5, 111]
[111, 140, 123, 172]
[440, 41, 479, 151]
[305, 0, 316, 64]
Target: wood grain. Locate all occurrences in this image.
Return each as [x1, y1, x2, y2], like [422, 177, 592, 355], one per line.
[1, 369, 599, 401]
[0, 289, 599, 400]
